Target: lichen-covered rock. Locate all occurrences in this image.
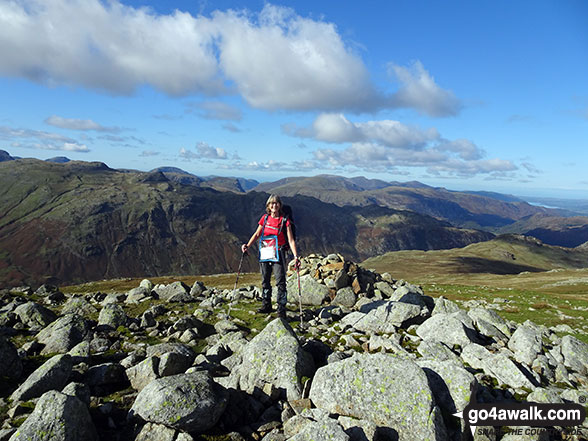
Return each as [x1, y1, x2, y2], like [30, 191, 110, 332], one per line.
[9, 390, 97, 441]
[416, 312, 481, 348]
[286, 274, 329, 306]
[14, 302, 57, 331]
[309, 353, 447, 441]
[127, 357, 160, 391]
[97, 303, 127, 329]
[60, 298, 98, 317]
[135, 422, 195, 441]
[288, 417, 350, 441]
[146, 343, 196, 365]
[507, 325, 542, 366]
[560, 335, 588, 375]
[35, 314, 91, 354]
[332, 287, 357, 308]
[343, 301, 425, 334]
[0, 337, 22, 380]
[10, 354, 72, 402]
[130, 372, 227, 433]
[153, 281, 193, 303]
[231, 318, 314, 401]
[467, 308, 511, 337]
[417, 359, 477, 415]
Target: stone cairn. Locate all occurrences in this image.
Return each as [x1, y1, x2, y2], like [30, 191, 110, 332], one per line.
[0, 253, 587, 441]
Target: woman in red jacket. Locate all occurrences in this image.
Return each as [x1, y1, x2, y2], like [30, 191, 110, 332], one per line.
[242, 194, 299, 318]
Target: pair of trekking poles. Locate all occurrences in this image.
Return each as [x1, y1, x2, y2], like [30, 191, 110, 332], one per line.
[232, 250, 304, 325]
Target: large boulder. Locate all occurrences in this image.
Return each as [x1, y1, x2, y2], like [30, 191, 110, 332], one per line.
[343, 300, 426, 333]
[231, 318, 314, 401]
[10, 354, 72, 402]
[309, 353, 447, 441]
[286, 274, 329, 306]
[9, 390, 97, 441]
[153, 282, 193, 303]
[130, 372, 227, 433]
[416, 312, 481, 348]
[97, 303, 127, 329]
[0, 337, 22, 379]
[14, 302, 57, 331]
[507, 325, 543, 366]
[560, 335, 588, 375]
[35, 314, 90, 354]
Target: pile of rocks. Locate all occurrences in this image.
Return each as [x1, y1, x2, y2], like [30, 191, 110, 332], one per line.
[0, 254, 587, 441]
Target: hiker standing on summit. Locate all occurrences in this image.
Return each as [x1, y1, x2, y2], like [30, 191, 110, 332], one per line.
[241, 194, 299, 318]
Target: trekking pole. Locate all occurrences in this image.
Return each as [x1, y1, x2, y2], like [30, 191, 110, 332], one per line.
[229, 251, 246, 316]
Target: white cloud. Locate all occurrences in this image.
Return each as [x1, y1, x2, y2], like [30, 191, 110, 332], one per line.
[180, 142, 227, 161]
[196, 141, 227, 159]
[286, 113, 515, 177]
[0, 125, 89, 152]
[388, 61, 462, 117]
[0, 1, 460, 114]
[45, 115, 122, 132]
[139, 150, 160, 157]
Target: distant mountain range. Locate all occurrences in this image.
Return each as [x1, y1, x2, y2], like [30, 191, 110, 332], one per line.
[0, 157, 493, 287]
[1, 151, 587, 287]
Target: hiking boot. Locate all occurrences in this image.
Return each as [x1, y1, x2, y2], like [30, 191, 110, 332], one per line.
[257, 304, 272, 313]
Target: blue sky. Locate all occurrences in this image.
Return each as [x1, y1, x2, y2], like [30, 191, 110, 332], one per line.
[1, 0, 587, 198]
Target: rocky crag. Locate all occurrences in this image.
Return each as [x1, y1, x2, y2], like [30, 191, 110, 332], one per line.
[1, 255, 587, 441]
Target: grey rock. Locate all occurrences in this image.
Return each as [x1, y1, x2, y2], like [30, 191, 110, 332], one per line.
[432, 297, 461, 315]
[86, 362, 127, 387]
[231, 318, 314, 401]
[417, 312, 481, 348]
[417, 359, 477, 414]
[153, 282, 194, 303]
[14, 302, 57, 331]
[97, 303, 127, 329]
[0, 337, 22, 379]
[130, 371, 227, 433]
[190, 281, 206, 297]
[60, 297, 97, 316]
[127, 357, 160, 391]
[61, 382, 91, 406]
[288, 417, 349, 441]
[560, 334, 588, 375]
[343, 301, 424, 334]
[36, 314, 90, 354]
[135, 423, 195, 441]
[373, 281, 395, 298]
[286, 274, 329, 306]
[126, 286, 152, 304]
[507, 326, 542, 366]
[8, 390, 97, 441]
[461, 344, 535, 389]
[417, 340, 461, 364]
[309, 353, 447, 441]
[159, 352, 193, 377]
[468, 308, 511, 337]
[10, 354, 72, 402]
[332, 287, 357, 308]
[147, 343, 196, 365]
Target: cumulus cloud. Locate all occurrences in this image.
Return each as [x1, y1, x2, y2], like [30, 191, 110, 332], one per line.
[0, 1, 460, 115]
[0, 125, 89, 152]
[45, 115, 123, 132]
[284, 113, 515, 177]
[196, 141, 227, 159]
[180, 142, 228, 161]
[387, 61, 462, 117]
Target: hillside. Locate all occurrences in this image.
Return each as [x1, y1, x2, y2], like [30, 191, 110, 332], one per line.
[253, 175, 588, 245]
[0, 159, 493, 287]
[363, 234, 588, 283]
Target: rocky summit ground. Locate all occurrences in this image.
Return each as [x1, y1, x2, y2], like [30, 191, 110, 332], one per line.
[1, 254, 587, 441]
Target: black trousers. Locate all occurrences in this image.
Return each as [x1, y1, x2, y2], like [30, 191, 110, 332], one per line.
[260, 249, 288, 308]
